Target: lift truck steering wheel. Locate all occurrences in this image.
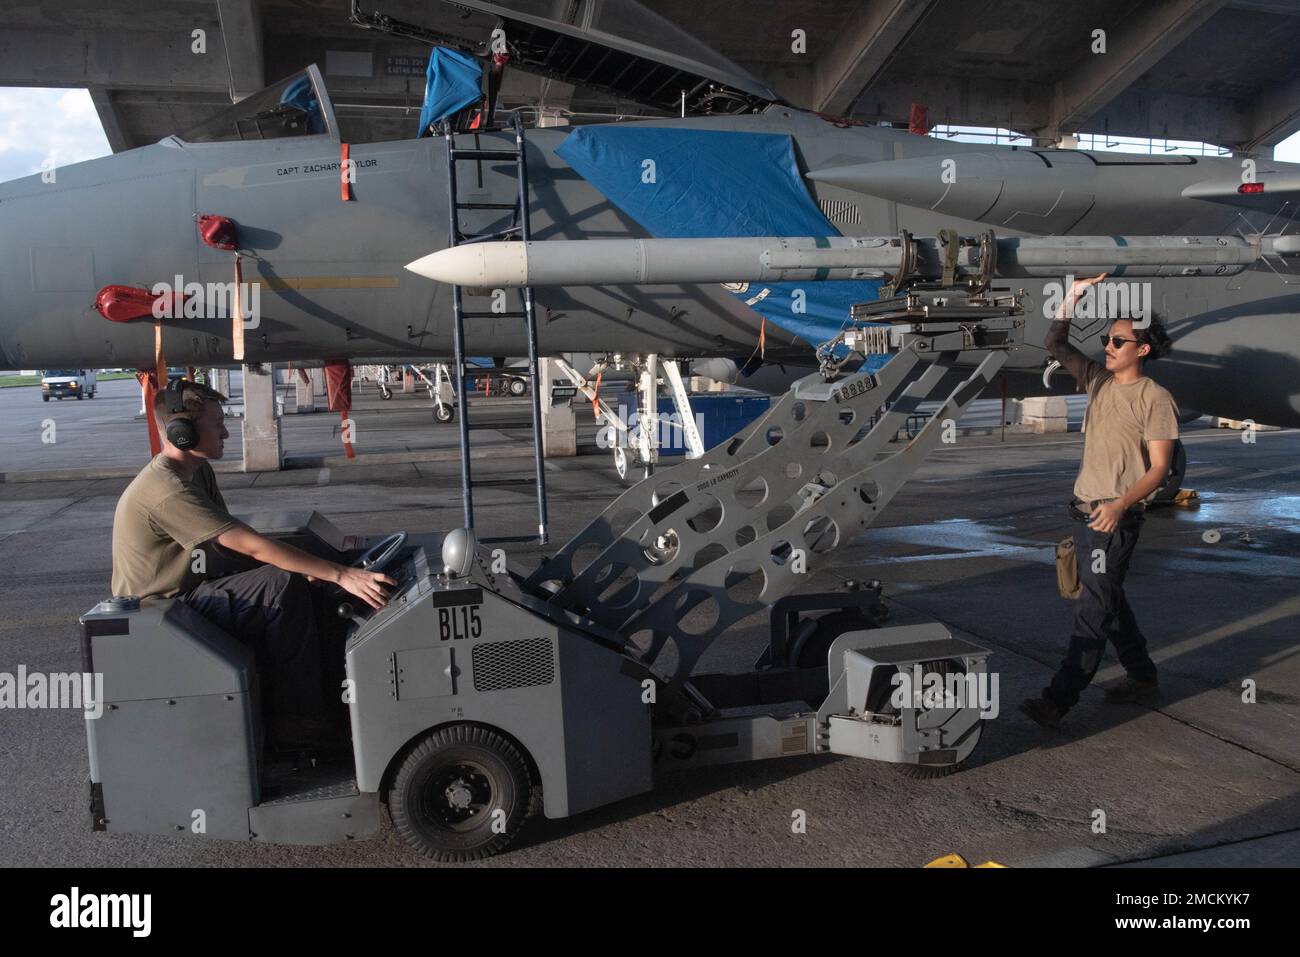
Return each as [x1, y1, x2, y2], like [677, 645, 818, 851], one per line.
[335, 532, 407, 620]
[354, 532, 407, 572]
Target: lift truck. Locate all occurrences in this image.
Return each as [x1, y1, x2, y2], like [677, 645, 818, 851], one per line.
[81, 284, 1020, 860]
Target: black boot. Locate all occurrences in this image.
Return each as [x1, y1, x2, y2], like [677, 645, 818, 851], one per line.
[1103, 675, 1160, 704]
[1019, 695, 1064, 728]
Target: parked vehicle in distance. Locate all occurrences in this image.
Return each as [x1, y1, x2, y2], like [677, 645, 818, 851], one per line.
[41, 369, 96, 401]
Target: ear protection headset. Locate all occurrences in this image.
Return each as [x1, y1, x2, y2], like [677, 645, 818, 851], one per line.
[164, 378, 199, 450]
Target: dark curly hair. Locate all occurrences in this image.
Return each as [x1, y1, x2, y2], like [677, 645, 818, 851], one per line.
[1132, 314, 1172, 363]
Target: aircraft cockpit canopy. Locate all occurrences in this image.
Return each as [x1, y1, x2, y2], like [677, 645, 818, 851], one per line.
[180, 67, 337, 143]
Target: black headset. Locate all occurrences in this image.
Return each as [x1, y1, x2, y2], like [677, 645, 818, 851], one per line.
[164, 378, 199, 450]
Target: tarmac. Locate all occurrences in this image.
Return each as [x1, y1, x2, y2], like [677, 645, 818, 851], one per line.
[1, 376, 1297, 867]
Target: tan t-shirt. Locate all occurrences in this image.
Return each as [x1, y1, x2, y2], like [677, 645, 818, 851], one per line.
[1074, 370, 1180, 503]
[111, 455, 238, 600]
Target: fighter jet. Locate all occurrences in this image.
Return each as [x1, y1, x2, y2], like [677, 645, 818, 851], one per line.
[1, 0, 1298, 426]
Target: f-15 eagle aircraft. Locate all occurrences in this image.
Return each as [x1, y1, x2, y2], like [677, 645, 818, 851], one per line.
[1, 0, 1297, 426]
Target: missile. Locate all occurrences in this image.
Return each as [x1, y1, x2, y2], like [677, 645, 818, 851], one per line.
[406, 234, 1296, 288]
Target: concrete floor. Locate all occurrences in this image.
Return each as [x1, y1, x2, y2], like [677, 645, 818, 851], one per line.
[0, 378, 1296, 867]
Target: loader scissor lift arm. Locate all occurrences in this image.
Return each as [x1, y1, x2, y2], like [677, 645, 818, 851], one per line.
[526, 290, 1023, 704]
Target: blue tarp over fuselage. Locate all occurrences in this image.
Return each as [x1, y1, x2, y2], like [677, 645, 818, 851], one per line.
[555, 127, 884, 358]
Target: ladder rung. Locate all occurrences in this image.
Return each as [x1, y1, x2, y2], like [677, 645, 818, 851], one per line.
[456, 202, 518, 210]
[458, 311, 529, 319]
[451, 148, 520, 161]
[453, 227, 522, 243]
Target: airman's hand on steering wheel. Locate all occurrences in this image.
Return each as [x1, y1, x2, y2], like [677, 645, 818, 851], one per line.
[335, 566, 396, 610]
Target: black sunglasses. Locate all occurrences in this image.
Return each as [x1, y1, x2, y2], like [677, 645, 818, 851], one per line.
[1100, 335, 1141, 348]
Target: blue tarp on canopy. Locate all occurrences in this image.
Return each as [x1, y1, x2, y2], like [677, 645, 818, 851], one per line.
[555, 127, 884, 356]
[279, 75, 324, 134]
[417, 48, 483, 136]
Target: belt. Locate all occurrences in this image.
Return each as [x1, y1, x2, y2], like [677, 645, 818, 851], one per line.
[1069, 497, 1145, 523]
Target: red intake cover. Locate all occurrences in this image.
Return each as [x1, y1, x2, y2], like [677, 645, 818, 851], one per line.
[95, 285, 182, 323]
[198, 214, 239, 251]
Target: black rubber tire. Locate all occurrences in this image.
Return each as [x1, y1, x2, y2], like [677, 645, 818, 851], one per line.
[433, 404, 455, 423]
[75, 393, 83, 400]
[793, 606, 888, 669]
[508, 377, 527, 396]
[42, 396, 49, 402]
[378, 386, 392, 400]
[1150, 439, 1187, 504]
[388, 725, 532, 862]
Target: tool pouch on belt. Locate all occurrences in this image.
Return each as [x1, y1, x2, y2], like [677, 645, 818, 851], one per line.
[1055, 536, 1082, 600]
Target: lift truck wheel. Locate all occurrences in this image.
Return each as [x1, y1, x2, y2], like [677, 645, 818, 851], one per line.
[433, 403, 455, 424]
[508, 377, 527, 396]
[893, 722, 982, 779]
[388, 724, 533, 861]
[792, 606, 889, 669]
[1150, 439, 1186, 504]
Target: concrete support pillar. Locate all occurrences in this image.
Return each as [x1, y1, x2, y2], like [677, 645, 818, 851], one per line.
[1055, 133, 1079, 149]
[295, 368, 316, 413]
[402, 369, 415, 393]
[241, 363, 282, 471]
[539, 358, 577, 458]
[211, 368, 231, 400]
[1020, 396, 1068, 433]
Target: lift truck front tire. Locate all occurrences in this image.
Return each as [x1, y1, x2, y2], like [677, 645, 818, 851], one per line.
[388, 724, 533, 861]
[892, 722, 983, 780]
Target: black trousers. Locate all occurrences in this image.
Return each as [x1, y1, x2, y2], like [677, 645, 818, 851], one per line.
[182, 565, 326, 723]
[1045, 507, 1158, 711]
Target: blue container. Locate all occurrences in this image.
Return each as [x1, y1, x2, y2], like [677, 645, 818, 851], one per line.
[619, 393, 772, 456]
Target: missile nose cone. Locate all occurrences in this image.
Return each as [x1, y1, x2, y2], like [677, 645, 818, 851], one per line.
[404, 244, 529, 286]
